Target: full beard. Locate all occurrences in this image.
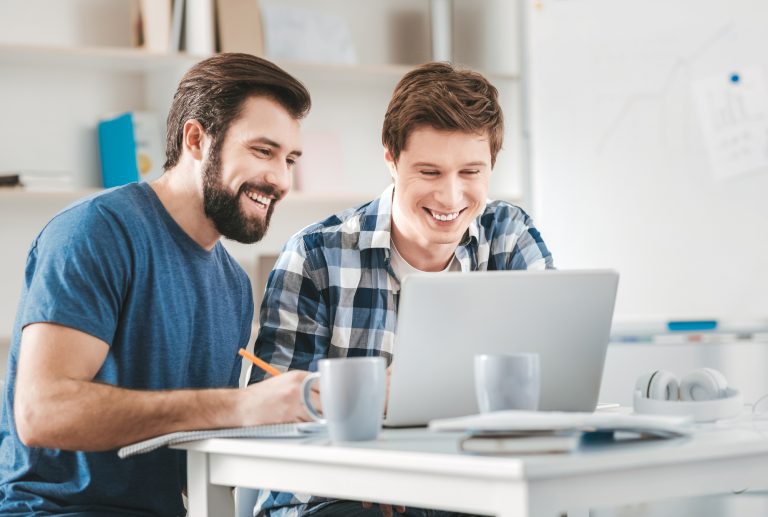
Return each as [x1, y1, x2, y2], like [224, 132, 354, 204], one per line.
[201, 150, 279, 244]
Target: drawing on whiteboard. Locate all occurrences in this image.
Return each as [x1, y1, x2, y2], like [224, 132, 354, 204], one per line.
[594, 25, 732, 153]
[527, 0, 768, 321]
[692, 66, 768, 180]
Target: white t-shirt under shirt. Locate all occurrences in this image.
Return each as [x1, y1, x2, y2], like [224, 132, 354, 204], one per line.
[389, 239, 461, 281]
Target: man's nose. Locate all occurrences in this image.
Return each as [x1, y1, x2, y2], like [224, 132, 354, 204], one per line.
[263, 161, 292, 195]
[434, 175, 462, 207]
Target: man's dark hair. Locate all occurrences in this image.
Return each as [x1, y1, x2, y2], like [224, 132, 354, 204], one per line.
[163, 53, 311, 170]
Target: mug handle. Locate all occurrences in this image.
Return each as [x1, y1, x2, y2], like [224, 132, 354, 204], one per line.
[301, 372, 325, 423]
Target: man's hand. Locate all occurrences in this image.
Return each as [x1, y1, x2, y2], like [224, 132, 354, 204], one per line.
[240, 371, 321, 425]
[362, 502, 406, 516]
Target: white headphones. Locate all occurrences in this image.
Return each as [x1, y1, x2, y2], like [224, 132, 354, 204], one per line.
[633, 368, 743, 422]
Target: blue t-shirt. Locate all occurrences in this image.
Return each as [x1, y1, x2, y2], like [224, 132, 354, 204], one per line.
[0, 183, 253, 516]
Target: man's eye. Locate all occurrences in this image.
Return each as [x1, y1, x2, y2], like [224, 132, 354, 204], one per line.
[253, 147, 271, 157]
[286, 157, 297, 167]
[461, 169, 480, 175]
[420, 170, 439, 176]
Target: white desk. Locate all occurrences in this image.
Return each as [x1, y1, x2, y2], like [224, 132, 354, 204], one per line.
[176, 424, 768, 517]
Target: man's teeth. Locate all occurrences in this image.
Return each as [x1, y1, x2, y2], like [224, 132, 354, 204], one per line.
[429, 209, 459, 221]
[245, 191, 271, 206]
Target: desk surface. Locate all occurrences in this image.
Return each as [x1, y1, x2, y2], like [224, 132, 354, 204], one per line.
[176, 422, 768, 517]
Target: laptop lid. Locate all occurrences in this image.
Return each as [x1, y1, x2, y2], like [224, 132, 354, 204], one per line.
[384, 269, 619, 427]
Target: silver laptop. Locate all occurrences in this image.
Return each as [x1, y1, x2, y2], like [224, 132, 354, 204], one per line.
[384, 269, 619, 427]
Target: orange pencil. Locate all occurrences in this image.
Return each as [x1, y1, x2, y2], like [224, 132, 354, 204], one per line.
[238, 348, 282, 377]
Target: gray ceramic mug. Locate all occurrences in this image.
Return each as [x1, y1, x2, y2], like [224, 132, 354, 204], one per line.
[474, 353, 540, 413]
[301, 356, 387, 442]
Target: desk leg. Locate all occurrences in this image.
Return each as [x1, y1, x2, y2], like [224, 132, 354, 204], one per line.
[187, 450, 235, 517]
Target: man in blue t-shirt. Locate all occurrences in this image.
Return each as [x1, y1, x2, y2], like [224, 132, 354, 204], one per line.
[0, 53, 314, 516]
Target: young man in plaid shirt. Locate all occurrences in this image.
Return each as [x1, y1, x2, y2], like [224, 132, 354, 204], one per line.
[250, 62, 555, 517]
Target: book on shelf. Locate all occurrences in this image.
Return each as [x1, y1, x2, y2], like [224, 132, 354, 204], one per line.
[118, 422, 326, 459]
[185, 0, 216, 55]
[169, 0, 186, 52]
[216, 0, 265, 55]
[459, 430, 582, 455]
[0, 171, 75, 192]
[139, 0, 172, 52]
[98, 112, 164, 189]
[0, 174, 21, 188]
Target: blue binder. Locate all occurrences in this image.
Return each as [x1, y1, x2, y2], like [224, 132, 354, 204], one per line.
[97, 113, 139, 188]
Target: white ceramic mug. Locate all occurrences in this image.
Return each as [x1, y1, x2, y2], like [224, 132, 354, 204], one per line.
[301, 356, 387, 442]
[474, 353, 540, 413]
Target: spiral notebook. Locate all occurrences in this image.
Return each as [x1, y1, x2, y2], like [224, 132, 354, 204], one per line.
[118, 422, 326, 459]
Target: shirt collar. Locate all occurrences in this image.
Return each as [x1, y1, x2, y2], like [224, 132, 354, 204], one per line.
[357, 184, 395, 251]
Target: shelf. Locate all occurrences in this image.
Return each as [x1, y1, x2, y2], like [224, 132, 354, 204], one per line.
[0, 188, 102, 200]
[0, 44, 198, 72]
[0, 186, 373, 205]
[0, 44, 519, 82]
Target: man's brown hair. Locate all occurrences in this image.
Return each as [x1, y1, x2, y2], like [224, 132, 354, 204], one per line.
[163, 53, 311, 170]
[382, 62, 504, 167]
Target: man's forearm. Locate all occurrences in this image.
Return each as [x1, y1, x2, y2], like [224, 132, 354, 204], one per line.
[16, 378, 242, 451]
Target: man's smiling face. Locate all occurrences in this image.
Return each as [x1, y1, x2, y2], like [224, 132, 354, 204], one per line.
[202, 96, 302, 244]
[389, 126, 492, 260]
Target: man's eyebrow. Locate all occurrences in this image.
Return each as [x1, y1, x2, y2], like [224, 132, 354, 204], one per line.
[412, 160, 487, 167]
[246, 137, 302, 157]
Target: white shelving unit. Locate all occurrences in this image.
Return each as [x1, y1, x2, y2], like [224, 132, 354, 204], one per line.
[0, 43, 438, 80]
[0, 0, 524, 347]
[0, 38, 521, 193]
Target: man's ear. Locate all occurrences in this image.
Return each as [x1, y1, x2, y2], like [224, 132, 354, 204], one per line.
[384, 148, 397, 180]
[182, 120, 207, 161]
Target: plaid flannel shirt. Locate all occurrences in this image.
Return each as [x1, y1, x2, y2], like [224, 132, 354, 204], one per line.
[249, 184, 554, 516]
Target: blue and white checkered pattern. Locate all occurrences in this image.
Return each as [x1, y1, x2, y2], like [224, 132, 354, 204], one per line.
[249, 184, 554, 516]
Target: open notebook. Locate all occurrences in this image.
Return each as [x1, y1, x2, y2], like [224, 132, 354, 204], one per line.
[118, 422, 326, 459]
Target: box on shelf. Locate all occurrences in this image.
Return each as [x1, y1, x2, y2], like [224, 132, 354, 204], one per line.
[260, 0, 357, 64]
[216, 0, 264, 55]
[292, 131, 345, 193]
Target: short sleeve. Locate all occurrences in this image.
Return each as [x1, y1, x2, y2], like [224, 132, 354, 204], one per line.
[21, 204, 131, 346]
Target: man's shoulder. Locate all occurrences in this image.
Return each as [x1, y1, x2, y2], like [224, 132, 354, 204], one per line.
[470, 199, 540, 249]
[482, 198, 528, 219]
[36, 184, 148, 245]
[287, 199, 376, 252]
[479, 199, 532, 230]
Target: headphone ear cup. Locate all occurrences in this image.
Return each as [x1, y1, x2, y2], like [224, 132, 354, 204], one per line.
[680, 368, 728, 401]
[636, 370, 680, 400]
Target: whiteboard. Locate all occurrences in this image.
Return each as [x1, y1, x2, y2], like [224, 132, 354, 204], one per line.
[526, 0, 768, 322]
